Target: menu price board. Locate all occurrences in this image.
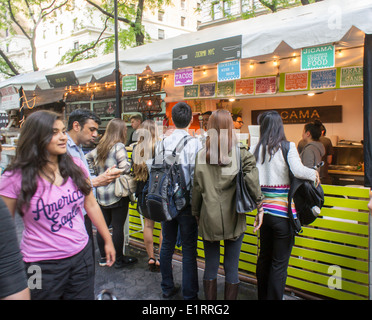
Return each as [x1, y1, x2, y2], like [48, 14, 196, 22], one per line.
[235, 78, 255, 96]
[340, 66, 363, 87]
[199, 83, 216, 97]
[310, 69, 337, 89]
[217, 81, 234, 97]
[184, 85, 199, 98]
[255, 76, 276, 95]
[284, 72, 308, 91]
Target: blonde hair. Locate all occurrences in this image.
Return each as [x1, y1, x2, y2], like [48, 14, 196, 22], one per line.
[95, 118, 127, 167]
[133, 120, 157, 181]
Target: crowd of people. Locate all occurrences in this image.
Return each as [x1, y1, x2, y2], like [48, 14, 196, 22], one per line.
[0, 101, 346, 301]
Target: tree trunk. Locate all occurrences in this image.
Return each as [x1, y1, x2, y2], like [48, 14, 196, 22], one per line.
[0, 48, 19, 75]
[135, 0, 145, 46]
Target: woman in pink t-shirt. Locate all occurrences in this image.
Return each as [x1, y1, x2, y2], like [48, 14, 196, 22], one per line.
[0, 110, 115, 300]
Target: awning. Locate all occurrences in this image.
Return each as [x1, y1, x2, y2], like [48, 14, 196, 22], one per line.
[0, 0, 371, 91]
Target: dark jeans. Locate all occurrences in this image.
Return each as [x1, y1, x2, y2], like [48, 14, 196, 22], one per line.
[24, 240, 94, 300]
[160, 207, 199, 300]
[256, 214, 295, 300]
[97, 197, 129, 261]
[203, 233, 244, 284]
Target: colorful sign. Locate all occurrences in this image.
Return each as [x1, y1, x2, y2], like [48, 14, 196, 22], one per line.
[255, 76, 276, 95]
[301, 45, 335, 71]
[284, 72, 308, 91]
[310, 69, 337, 89]
[340, 66, 363, 87]
[235, 78, 255, 96]
[217, 60, 241, 82]
[122, 75, 137, 92]
[174, 68, 194, 86]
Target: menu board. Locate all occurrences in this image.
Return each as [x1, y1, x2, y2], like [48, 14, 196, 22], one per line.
[340, 66, 363, 87]
[184, 85, 199, 98]
[235, 78, 255, 96]
[310, 69, 337, 89]
[93, 101, 116, 118]
[255, 76, 276, 95]
[217, 81, 234, 97]
[199, 83, 216, 97]
[284, 72, 308, 91]
[65, 103, 90, 115]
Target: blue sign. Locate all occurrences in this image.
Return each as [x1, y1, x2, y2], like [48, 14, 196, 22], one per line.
[218, 60, 241, 82]
[310, 69, 337, 89]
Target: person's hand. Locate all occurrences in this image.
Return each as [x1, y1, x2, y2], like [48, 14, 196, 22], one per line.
[314, 171, 320, 187]
[253, 206, 264, 233]
[92, 165, 121, 187]
[104, 240, 116, 267]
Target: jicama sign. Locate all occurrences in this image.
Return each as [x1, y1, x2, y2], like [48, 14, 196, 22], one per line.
[301, 45, 335, 71]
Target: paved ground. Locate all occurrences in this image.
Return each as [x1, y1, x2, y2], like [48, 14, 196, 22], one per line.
[14, 214, 300, 301]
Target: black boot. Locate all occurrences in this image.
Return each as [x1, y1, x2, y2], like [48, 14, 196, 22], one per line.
[203, 279, 217, 300]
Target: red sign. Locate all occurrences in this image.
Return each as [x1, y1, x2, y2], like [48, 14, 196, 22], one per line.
[284, 72, 308, 91]
[255, 76, 276, 95]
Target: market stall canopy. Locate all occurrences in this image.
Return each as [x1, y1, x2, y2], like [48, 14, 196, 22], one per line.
[0, 0, 371, 91]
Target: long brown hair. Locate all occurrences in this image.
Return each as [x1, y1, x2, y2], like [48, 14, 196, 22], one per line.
[132, 120, 157, 181]
[205, 109, 237, 166]
[3, 111, 91, 215]
[95, 118, 127, 167]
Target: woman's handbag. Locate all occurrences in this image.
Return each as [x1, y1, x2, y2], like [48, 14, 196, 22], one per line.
[114, 172, 137, 197]
[235, 145, 257, 214]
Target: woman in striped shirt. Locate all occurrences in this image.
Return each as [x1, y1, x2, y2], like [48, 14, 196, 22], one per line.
[251, 111, 319, 300]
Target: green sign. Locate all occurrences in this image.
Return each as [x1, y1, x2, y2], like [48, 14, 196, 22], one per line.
[340, 66, 363, 87]
[301, 45, 335, 71]
[184, 85, 199, 98]
[122, 75, 137, 92]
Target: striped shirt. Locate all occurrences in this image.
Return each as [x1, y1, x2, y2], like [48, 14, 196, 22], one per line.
[261, 185, 297, 219]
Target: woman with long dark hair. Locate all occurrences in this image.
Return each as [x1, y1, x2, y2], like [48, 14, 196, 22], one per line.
[132, 119, 163, 271]
[252, 110, 319, 300]
[86, 118, 132, 269]
[192, 109, 264, 300]
[0, 110, 115, 300]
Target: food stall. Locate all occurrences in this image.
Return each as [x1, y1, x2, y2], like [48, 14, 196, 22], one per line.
[1, 0, 372, 300]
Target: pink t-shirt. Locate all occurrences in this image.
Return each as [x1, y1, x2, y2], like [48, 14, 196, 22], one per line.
[0, 158, 89, 262]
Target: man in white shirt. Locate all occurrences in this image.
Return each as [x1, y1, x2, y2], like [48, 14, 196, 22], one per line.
[157, 102, 202, 300]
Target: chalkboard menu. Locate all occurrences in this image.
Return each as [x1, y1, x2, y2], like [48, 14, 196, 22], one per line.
[124, 98, 139, 112]
[93, 101, 116, 118]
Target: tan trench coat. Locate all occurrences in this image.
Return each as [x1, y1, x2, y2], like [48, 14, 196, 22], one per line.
[191, 145, 264, 241]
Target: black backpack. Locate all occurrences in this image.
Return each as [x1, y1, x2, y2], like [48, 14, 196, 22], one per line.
[146, 135, 194, 222]
[281, 141, 324, 234]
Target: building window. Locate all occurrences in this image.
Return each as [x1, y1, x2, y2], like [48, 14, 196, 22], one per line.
[158, 10, 164, 21]
[181, 0, 186, 9]
[212, 1, 222, 20]
[6, 44, 9, 53]
[158, 29, 165, 40]
[223, 1, 231, 15]
[181, 16, 185, 27]
[55, 25, 58, 35]
[44, 51, 48, 59]
[74, 41, 79, 50]
[58, 47, 63, 55]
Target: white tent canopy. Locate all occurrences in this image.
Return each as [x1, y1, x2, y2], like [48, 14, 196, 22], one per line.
[1, 0, 371, 91]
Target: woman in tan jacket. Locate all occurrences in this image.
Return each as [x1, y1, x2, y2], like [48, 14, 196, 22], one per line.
[192, 110, 264, 300]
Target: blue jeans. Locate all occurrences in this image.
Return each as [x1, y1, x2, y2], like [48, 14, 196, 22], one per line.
[160, 207, 199, 299]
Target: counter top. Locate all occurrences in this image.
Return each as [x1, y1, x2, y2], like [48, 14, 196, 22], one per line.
[328, 169, 364, 176]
